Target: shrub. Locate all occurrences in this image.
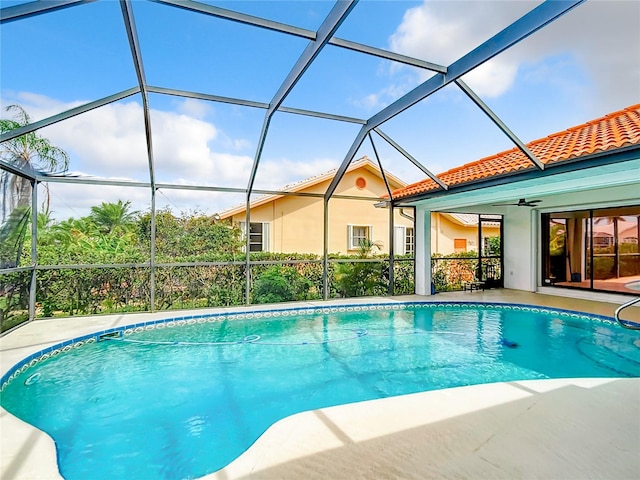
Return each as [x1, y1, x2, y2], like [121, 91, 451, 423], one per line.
[252, 265, 313, 304]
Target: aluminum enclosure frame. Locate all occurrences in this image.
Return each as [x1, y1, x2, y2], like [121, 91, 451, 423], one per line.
[0, 0, 587, 324]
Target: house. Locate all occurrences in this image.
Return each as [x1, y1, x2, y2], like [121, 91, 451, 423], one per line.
[391, 104, 640, 297]
[432, 213, 501, 255]
[219, 156, 414, 256]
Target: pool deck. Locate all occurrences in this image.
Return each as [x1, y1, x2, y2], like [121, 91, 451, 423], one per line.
[1, 289, 639, 480]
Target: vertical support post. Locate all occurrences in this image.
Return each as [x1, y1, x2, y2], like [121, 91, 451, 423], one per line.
[614, 217, 619, 278]
[29, 180, 37, 321]
[499, 215, 505, 287]
[388, 204, 394, 296]
[149, 187, 156, 311]
[415, 207, 431, 295]
[323, 197, 329, 300]
[478, 215, 483, 281]
[411, 207, 416, 294]
[245, 194, 251, 305]
[530, 209, 536, 291]
[589, 211, 594, 290]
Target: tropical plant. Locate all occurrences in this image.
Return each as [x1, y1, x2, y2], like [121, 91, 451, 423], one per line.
[484, 236, 501, 256]
[334, 239, 386, 297]
[0, 105, 69, 267]
[252, 265, 313, 304]
[142, 208, 243, 261]
[90, 200, 138, 235]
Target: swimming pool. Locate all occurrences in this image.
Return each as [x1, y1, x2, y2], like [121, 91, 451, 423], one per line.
[1, 301, 639, 480]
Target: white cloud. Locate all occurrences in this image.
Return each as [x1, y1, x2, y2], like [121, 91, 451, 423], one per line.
[462, 59, 519, 98]
[232, 138, 252, 151]
[357, 93, 383, 111]
[389, 2, 472, 64]
[386, 0, 639, 106]
[4, 94, 250, 183]
[386, 0, 531, 98]
[348, 78, 417, 111]
[176, 98, 211, 119]
[2, 93, 345, 219]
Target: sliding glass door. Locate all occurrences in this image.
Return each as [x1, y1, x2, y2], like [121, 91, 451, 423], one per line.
[542, 206, 640, 294]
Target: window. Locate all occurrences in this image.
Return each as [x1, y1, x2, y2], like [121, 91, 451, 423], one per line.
[239, 222, 270, 252]
[394, 226, 414, 255]
[405, 227, 414, 255]
[454, 238, 467, 253]
[593, 235, 613, 247]
[348, 225, 371, 250]
[541, 206, 640, 294]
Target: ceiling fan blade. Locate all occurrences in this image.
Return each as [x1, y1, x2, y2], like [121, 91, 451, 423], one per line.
[492, 198, 542, 207]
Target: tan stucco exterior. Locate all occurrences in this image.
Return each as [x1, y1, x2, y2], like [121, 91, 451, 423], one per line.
[431, 213, 501, 255]
[220, 158, 414, 255]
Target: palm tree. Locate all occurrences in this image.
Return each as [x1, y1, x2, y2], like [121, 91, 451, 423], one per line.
[0, 105, 69, 267]
[334, 238, 385, 297]
[1, 105, 69, 220]
[89, 200, 138, 235]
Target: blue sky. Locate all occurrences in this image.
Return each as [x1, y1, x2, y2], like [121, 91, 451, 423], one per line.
[1, 0, 639, 220]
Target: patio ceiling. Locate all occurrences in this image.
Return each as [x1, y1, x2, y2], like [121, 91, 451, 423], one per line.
[1, 0, 638, 217]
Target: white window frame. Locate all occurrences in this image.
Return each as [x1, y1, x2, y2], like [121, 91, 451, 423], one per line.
[394, 226, 415, 255]
[405, 226, 414, 256]
[348, 224, 372, 250]
[239, 221, 270, 252]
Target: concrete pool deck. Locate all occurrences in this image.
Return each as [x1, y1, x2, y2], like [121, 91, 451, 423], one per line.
[1, 290, 639, 479]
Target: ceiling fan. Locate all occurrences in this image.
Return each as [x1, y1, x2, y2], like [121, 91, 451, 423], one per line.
[492, 198, 542, 207]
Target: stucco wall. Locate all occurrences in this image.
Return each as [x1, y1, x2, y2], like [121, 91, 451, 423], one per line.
[230, 167, 412, 254]
[431, 214, 500, 255]
[502, 209, 533, 290]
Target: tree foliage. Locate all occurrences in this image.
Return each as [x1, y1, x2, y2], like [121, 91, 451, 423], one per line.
[334, 239, 387, 297]
[0, 106, 414, 329]
[90, 200, 138, 235]
[0, 105, 69, 268]
[139, 208, 243, 262]
[252, 265, 314, 304]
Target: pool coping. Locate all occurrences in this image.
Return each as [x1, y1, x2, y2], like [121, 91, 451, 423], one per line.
[1, 292, 639, 480]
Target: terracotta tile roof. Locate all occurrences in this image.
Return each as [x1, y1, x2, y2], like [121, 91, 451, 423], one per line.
[392, 104, 640, 200]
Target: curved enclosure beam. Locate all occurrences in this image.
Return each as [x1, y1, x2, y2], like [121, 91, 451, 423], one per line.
[120, 0, 155, 187]
[373, 128, 448, 192]
[0, 0, 95, 23]
[153, 0, 446, 73]
[325, 0, 585, 200]
[120, 0, 158, 309]
[0, 159, 36, 181]
[0, 88, 140, 144]
[151, 0, 314, 40]
[368, 133, 393, 199]
[246, 0, 358, 194]
[455, 79, 544, 170]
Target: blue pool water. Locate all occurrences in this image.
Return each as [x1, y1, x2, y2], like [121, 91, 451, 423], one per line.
[1, 302, 639, 480]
